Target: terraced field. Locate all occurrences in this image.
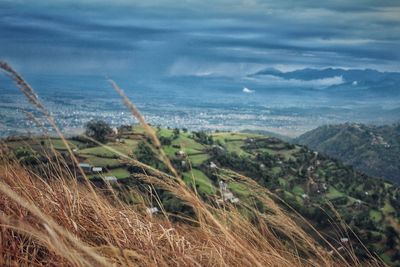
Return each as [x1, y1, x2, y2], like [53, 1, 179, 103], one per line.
[6, 126, 399, 265]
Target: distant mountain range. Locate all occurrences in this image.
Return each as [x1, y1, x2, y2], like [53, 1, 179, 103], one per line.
[295, 123, 400, 184]
[250, 67, 400, 96]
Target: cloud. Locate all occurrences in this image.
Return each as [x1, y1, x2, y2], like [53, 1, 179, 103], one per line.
[248, 75, 345, 88]
[168, 59, 265, 77]
[243, 87, 255, 93]
[0, 0, 399, 76]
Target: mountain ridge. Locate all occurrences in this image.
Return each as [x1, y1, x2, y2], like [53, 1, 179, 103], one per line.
[295, 122, 400, 184]
[251, 67, 400, 81]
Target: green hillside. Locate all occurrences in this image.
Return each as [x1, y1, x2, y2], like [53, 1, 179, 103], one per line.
[6, 125, 400, 265]
[295, 123, 400, 184]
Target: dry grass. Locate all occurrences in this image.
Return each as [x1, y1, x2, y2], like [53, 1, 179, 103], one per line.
[0, 61, 384, 266]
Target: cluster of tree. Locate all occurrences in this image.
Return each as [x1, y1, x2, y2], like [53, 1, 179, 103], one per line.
[158, 128, 181, 146]
[170, 158, 190, 173]
[210, 151, 274, 187]
[244, 139, 295, 151]
[159, 136, 172, 146]
[14, 146, 42, 165]
[192, 131, 213, 145]
[134, 142, 157, 166]
[85, 120, 112, 143]
[255, 152, 278, 168]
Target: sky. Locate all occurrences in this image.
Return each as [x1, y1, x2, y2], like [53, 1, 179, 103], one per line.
[1, 0, 400, 78]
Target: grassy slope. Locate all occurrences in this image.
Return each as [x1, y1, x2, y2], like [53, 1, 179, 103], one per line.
[183, 169, 215, 195]
[6, 127, 399, 265]
[296, 123, 400, 183]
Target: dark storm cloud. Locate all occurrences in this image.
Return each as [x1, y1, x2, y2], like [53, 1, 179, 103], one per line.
[0, 11, 173, 49]
[0, 0, 399, 76]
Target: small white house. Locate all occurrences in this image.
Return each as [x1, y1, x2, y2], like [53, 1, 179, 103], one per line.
[176, 150, 186, 158]
[92, 167, 103, 172]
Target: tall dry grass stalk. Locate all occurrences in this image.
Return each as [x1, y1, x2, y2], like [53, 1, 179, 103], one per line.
[109, 80, 180, 180]
[0, 61, 383, 266]
[0, 61, 138, 265]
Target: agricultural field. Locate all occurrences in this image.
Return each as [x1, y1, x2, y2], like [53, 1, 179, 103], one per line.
[183, 169, 215, 195]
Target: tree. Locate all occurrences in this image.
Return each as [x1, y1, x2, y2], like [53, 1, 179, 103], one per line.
[193, 131, 213, 145]
[85, 120, 111, 143]
[173, 128, 180, 137]
[15, 147, 39, 165]
[135, 142, 156, 165]
[159, 136, 172, 146]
